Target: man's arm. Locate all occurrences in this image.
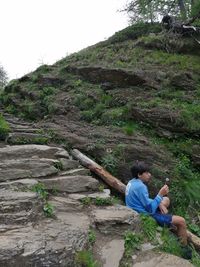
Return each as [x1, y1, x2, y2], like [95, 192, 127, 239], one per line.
[138, 185, 169, 214]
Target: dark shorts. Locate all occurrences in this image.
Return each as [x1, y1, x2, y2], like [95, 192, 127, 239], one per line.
[151, 213, 172, 227]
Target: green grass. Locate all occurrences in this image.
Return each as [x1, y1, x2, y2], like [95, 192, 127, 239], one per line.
[75, 250, 99, 267]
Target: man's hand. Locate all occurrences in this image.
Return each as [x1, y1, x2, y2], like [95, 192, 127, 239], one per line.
[158, 185, 169, 197]
[159, 203, 168, 214]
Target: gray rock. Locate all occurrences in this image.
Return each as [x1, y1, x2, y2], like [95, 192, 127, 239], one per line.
[0, 214, 90, 267]
[59, 158, 80, 170]
[0, 189, 43, 224]
[0, 158, 59, 181]
[0, 179, 38, 190]
[0, 144, 68, 160]
[40, 175, 100, 193]
[100, 239, 124, 267]
[91, 205, 139, 235]
[133, 252, 194, 267]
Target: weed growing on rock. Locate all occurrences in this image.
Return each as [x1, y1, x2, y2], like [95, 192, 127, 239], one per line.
[124, 231, 142, 257]
[43, 202, 54, 217]
[32, 183, 49, 200]
[88, 229, 96, 246]
[31, 183, 54, 218]
[75, 250, 99, 267]
[53, 161, 63, 171]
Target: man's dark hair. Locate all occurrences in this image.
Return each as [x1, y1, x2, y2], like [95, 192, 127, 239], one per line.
[130, 161, 150, 178]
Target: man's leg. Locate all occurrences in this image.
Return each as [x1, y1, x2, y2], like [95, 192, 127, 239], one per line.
[172, 215, 188, 245]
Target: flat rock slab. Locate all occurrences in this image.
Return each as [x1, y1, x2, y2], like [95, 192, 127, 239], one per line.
[0, 158, 59, 181]
[0, 145, 69, 160]
[133, 252, 194, 267]
[40, 175, 100, 193]
[101, 239, 124, 267]
[49, 196, 83, 212]
[0, 179, 38, 190]
[0, 213, 90, 267]
[91, 205, 139, 235]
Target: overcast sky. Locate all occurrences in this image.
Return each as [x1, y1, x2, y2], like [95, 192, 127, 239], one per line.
[0, 0, 128, 80]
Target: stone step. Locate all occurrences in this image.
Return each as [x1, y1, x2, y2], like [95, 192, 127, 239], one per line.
[0, 190, 43, 213]
[3, 116, 34, 126]
[39, 175, 100, 193]
[0, 211, 38, 225]
[0, 144, 69, 160]
[0, 179, 38, 191]
[91, 205, 139, 235]
[0, 158, 59, 182]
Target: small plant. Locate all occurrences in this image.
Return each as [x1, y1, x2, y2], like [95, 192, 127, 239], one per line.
[101, 153, 118, 175]
[94, 197, 114, 206]
[123, 122, 138, 135]
[80, 197, 92, 206]
[124, 231, 142, 257]
[88, 229, 96, 246]
[43, 202, 54, 217]
[32, 183, 49, 200]
[53, 161, 63, 171]
[98, 184, 105, 192]
[188, 223, 200, 237]
[31, 182, 54, 217]
[75, 250, 99, 267]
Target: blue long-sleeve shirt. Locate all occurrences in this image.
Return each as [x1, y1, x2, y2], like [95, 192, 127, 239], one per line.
[125, 178, 163, 214]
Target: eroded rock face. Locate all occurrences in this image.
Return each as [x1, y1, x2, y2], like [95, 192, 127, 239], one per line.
[0, 215, 90, 267]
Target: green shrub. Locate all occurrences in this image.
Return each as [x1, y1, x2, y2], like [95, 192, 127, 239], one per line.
[124, 231, 142, 257]
[43, 202, 54, 217]
[0, 114, 10, 140]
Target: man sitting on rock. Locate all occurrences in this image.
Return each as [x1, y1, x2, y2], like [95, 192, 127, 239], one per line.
[125, 161, 192, 259]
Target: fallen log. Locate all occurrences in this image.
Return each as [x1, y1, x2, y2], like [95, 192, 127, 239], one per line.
[71, 149, 126, 194]
[71, 148, 200, 250]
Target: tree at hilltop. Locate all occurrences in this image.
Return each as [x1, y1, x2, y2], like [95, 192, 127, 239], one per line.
[123, 0, 200, 23]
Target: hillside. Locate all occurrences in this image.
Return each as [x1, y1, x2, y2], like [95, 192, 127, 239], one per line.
[0, 22, 200, 265]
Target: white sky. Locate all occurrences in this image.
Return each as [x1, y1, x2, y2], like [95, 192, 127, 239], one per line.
[0, 0, 128, 80]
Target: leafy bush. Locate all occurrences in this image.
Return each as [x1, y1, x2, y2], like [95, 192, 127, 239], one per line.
[0, 114, 10, 140]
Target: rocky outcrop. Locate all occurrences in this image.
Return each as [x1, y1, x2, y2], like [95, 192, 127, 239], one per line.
[0, 143, 141, 266]
[65, 65, 156, 88]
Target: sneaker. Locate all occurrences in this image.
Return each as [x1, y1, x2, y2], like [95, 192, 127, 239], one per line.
[181, 245, 192, 260]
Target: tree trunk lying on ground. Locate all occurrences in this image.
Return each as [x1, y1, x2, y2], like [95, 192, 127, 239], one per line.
[71, 149, 126, 194]
[71, 148, 200, 250]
